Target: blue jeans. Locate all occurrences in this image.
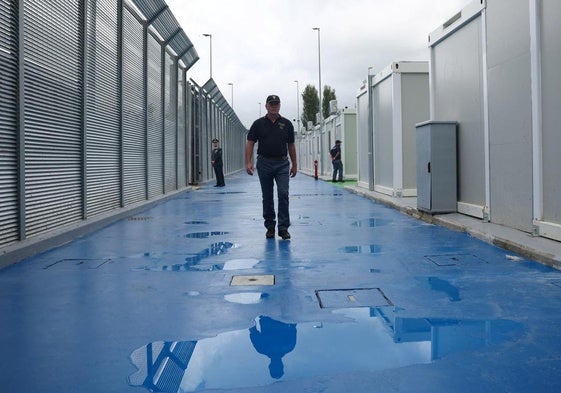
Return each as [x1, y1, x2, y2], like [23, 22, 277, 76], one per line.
[332, 159, 343, 181]
[256, 157, 290, 231]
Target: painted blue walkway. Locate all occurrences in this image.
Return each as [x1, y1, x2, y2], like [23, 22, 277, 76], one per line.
[1, 172, 561, 393]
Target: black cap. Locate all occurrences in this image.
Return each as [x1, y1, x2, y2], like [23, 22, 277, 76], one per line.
[266, 95, 280, 104]
[335, 140, 342, 144]
[212, 138, 219, 143]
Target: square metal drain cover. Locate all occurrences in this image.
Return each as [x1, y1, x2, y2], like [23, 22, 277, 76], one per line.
[230, 275, 275, 286]
[425, 254, 486, 266]
[316, 288, 392, 308]
[43, 258, 111, 270]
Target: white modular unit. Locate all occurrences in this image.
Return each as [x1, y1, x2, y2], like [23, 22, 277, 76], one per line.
[340, 109, 358, 180]
[324, 108, 358, 180]
[429, 0, 561, 240]
[429, 0, 488, 220]
[531, 0, 561, 241]
[371, 61, 429, 197]
[356, 81, 371, 189]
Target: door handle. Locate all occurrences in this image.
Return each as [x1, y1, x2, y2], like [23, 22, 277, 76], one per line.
[427, 162, 431, 173]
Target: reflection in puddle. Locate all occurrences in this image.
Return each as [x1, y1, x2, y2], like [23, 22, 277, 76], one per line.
[428, 277, 461, 301]
[341, 245, 382, 254]
[185, 231, 229, 239]
[128, 308, 521, 392]
[224, 292, 264, 304]
[222, 259, 260, 270]
[351, 218, 390, 227]
[140, 242, 238, 271]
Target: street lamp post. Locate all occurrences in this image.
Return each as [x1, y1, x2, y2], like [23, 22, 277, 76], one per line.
[228, 82, 234, 109]
[202, 33, 212, 79]
[312, 27, 324, 175]
[294, 80, 300, 134]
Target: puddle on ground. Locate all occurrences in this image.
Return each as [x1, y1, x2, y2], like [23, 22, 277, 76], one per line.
[138, 242, 238, 271]
[185, 231, 229, 239]
[224, 292, 265, 304]
[351, 218, 390, 227]
[128, 307, 522, 392]
[428, 277, 461, 302]
[222, 258, 260, 270]
[340, 245, 382, 254]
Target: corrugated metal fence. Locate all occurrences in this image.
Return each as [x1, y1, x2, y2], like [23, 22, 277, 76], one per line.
[0, 0, 247, 253]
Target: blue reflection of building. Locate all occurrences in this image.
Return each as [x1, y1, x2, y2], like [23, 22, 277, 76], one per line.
[128, 341, 196, 393]
[372, 307, 519, 360]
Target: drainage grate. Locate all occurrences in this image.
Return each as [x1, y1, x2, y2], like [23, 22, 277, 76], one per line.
[425, 254, 486, 266]
[316, 288, 393, 308]
[127, 216, 152, 221]
[43, 258, 111, 270]
[185, 231, 229, 239]
[230, 275, 275, 286]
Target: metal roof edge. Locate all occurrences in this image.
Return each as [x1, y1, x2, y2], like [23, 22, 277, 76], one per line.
[428, 0, 486, 47]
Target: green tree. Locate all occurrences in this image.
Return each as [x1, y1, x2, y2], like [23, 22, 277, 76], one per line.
[322, 86, 337, 119]
[301, 84, 319, 128]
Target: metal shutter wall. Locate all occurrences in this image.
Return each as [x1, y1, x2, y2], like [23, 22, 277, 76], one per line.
[147, 33, 163, 198]
[0, 0, 18, 247]
[177, 68, 186, 188]
[23, 0, 83, 237]
[164, 53, 176, 192]
[122, 8, 146, 205]
[85, 0, 120, 216]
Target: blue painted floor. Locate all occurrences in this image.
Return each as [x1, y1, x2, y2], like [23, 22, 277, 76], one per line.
[2, 172, 561, 393]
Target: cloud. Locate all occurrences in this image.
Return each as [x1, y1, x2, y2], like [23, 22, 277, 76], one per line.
[166, 0, 472, 128]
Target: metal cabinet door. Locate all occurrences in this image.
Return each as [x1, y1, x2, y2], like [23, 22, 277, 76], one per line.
[416, 124, 431, 211]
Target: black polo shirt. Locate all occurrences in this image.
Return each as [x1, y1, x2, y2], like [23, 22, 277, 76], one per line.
[247, 115, 295, 157]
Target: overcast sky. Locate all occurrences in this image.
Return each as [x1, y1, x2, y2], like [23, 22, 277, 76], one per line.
[165, 0, 472, 129]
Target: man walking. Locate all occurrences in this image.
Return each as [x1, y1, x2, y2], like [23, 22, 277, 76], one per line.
[245, 95, 297, 240]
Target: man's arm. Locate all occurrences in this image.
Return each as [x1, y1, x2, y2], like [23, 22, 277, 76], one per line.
[288, 143, 297, 177]
[245, 140, 255, 175]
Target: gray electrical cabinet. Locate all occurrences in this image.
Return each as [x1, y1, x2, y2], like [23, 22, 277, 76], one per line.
[416, 121, 457, 213]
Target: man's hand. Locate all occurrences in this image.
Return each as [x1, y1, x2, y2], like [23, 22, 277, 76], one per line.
[246, 163, 254, 176]
[290, 165, 297, 177]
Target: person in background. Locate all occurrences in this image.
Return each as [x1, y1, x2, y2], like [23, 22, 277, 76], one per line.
[245, 95, 297, 240]
[330, 139, 343, 182]
[211, 138, 225, 187]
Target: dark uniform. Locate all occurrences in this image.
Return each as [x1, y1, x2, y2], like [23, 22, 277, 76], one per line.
[330, 140, 343, 182]
[247, 106, 295, 235]
[211, 139, 225, 187]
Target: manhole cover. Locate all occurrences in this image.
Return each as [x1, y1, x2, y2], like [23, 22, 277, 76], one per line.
[230, 275, 275, 286]
[316, 288, 392, 308]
